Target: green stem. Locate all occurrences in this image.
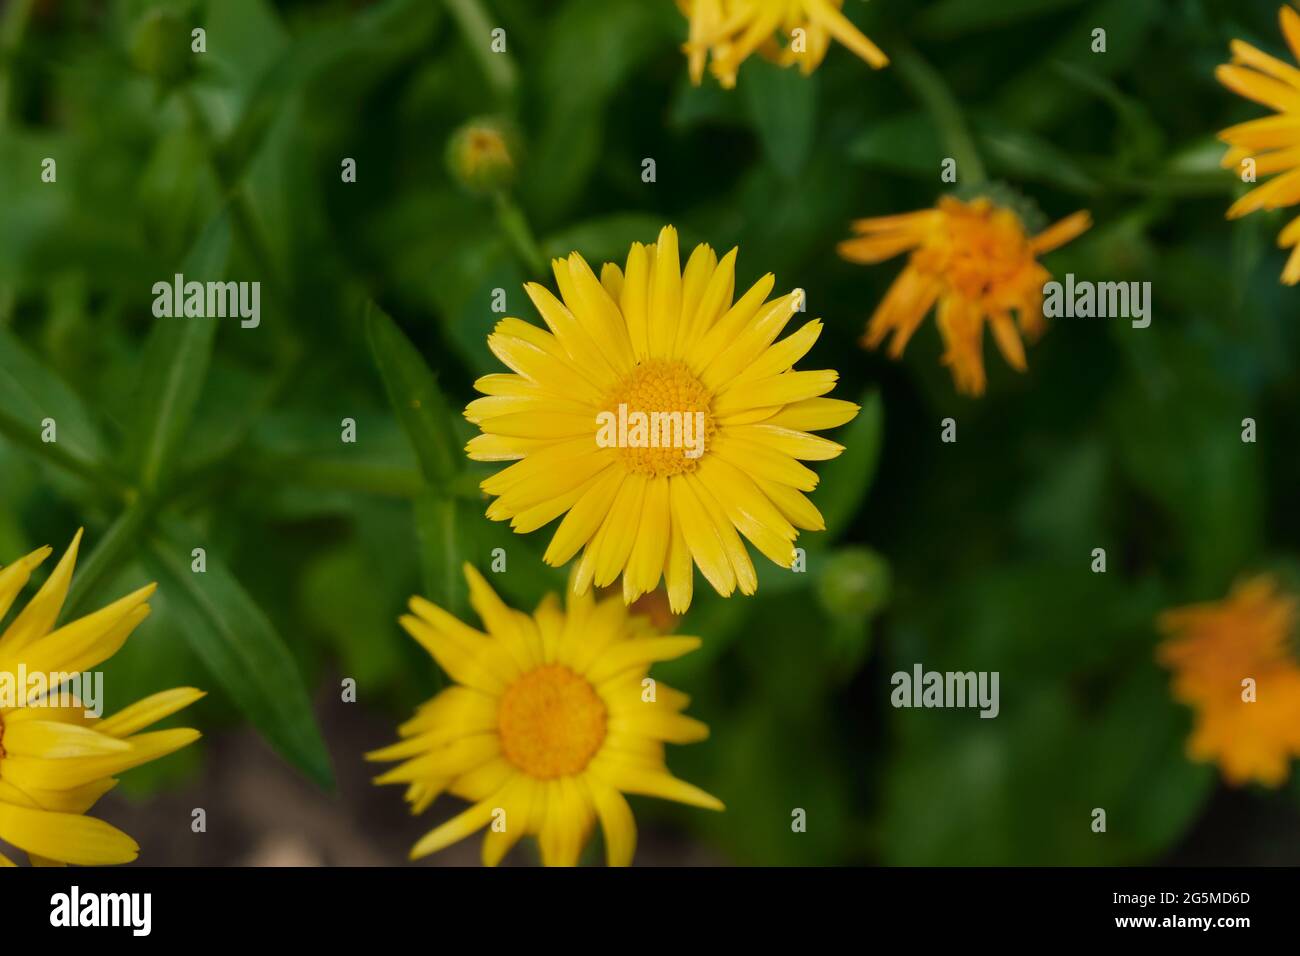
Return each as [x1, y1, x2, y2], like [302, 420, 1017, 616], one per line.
[62, 496, 155, 621]
[0, 408, 131, 497]
[493, 190, 545, 276]
[180, 88, 285, 296]
[893, 42, 987, 187]
[443, 0, 517, 102]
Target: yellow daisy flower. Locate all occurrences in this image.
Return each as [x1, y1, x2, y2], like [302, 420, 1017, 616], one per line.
[368, 565, 722, 866]
[1157, 575, 1300, 787]
[0, 531, 203, 866]
[466, 225, 858, 614]
[679, 0, 888, 88]
[839, 195, 1091, 396]
[1216, 4, 1300, 283]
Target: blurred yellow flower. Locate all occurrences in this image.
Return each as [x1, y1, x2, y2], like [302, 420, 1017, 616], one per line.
[466, 225, 858, 613]
[368, 565, 721, 866]
[1157, 575, 1300, 787]
[839, 195, 1090, 396]
[0, 531, 203, 866]
[1216, 4, 1300, 283]
[678, 0, 888, 88]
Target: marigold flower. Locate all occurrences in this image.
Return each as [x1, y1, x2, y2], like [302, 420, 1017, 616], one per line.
[368, 565, 721, 866]
[839, 195, 1090, 396]
[1216, 4, 1300, 283]
[678, 0, 888, 88]
[0, 532, 203, 866]
[466, 225, 858, 613]
[1157, 575, 1300, 787]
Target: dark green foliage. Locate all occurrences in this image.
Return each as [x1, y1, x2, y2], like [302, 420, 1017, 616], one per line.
[0, 0, 1295, 863]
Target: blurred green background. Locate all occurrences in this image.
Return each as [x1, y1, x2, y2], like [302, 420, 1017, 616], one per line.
[2, 0, 1300, 865]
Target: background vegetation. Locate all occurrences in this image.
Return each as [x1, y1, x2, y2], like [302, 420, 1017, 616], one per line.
[2, 0, 1299, 864]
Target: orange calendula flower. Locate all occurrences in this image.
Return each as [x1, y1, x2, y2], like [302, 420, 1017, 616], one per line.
[678, 0, 888, 89]
[839, 195, 1091, 396]
[1157, 576, 1300, 787]
[1216, 4, 1300, 283]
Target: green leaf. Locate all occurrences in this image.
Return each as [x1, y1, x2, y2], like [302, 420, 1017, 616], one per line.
[814, 389, 884, 541]
[143, 518, 334, 790]
[741, 58, 816, 180]
[525, 0, 671, 222]
[993, 0, 1162, 132]
[975, 119, 1102, 195]
[125, 211, 231, 491]
[366, 302, 463, 487]
[63, 498, 152, 621]
[414, 488, 469, 623]
[846, 112, 942, 175]
[1048, 60, 1163, 166]
[0, 326, 110, 481]
[220, 0, 443, 185]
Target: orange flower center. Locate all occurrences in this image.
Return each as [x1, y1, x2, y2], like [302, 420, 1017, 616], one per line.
[601, 359, 715, 478]
[497, 665, 606, 779]
[918, 204, 1037, 305]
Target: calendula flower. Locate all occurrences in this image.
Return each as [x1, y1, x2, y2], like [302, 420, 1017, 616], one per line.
[839, 195, 1091, 396]
[1216, 4, 1300, 283]
[368, 565, 721, 866]
[0, 531, 203, 866]
[1157, 575, 1300, 787]
[466, 225, 858, 613]
[679, 0, 888, 88]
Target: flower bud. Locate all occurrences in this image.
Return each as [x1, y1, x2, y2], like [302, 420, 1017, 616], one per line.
[816, 547, 891, 620]
[447, 118, 519, 194]
[129, 9, 194, 86]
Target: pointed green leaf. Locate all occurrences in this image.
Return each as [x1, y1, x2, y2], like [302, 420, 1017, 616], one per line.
[414, 487, 469, 623]
[366, 302, 462, 486]
[0, 327, 109, 480]
[125, 211, 232, 491]
[143, 518, 334, 790]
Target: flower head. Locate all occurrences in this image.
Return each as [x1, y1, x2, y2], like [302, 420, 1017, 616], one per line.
[1216, 5, 1300, 283]
[0, 532, 203, 866]
[466, 225, 858, 613]
[839, 194, 1090, 396]
[1157, 575, 1300, 787]
[368, 565, 722, 866]
[679, 0, 888, 88]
